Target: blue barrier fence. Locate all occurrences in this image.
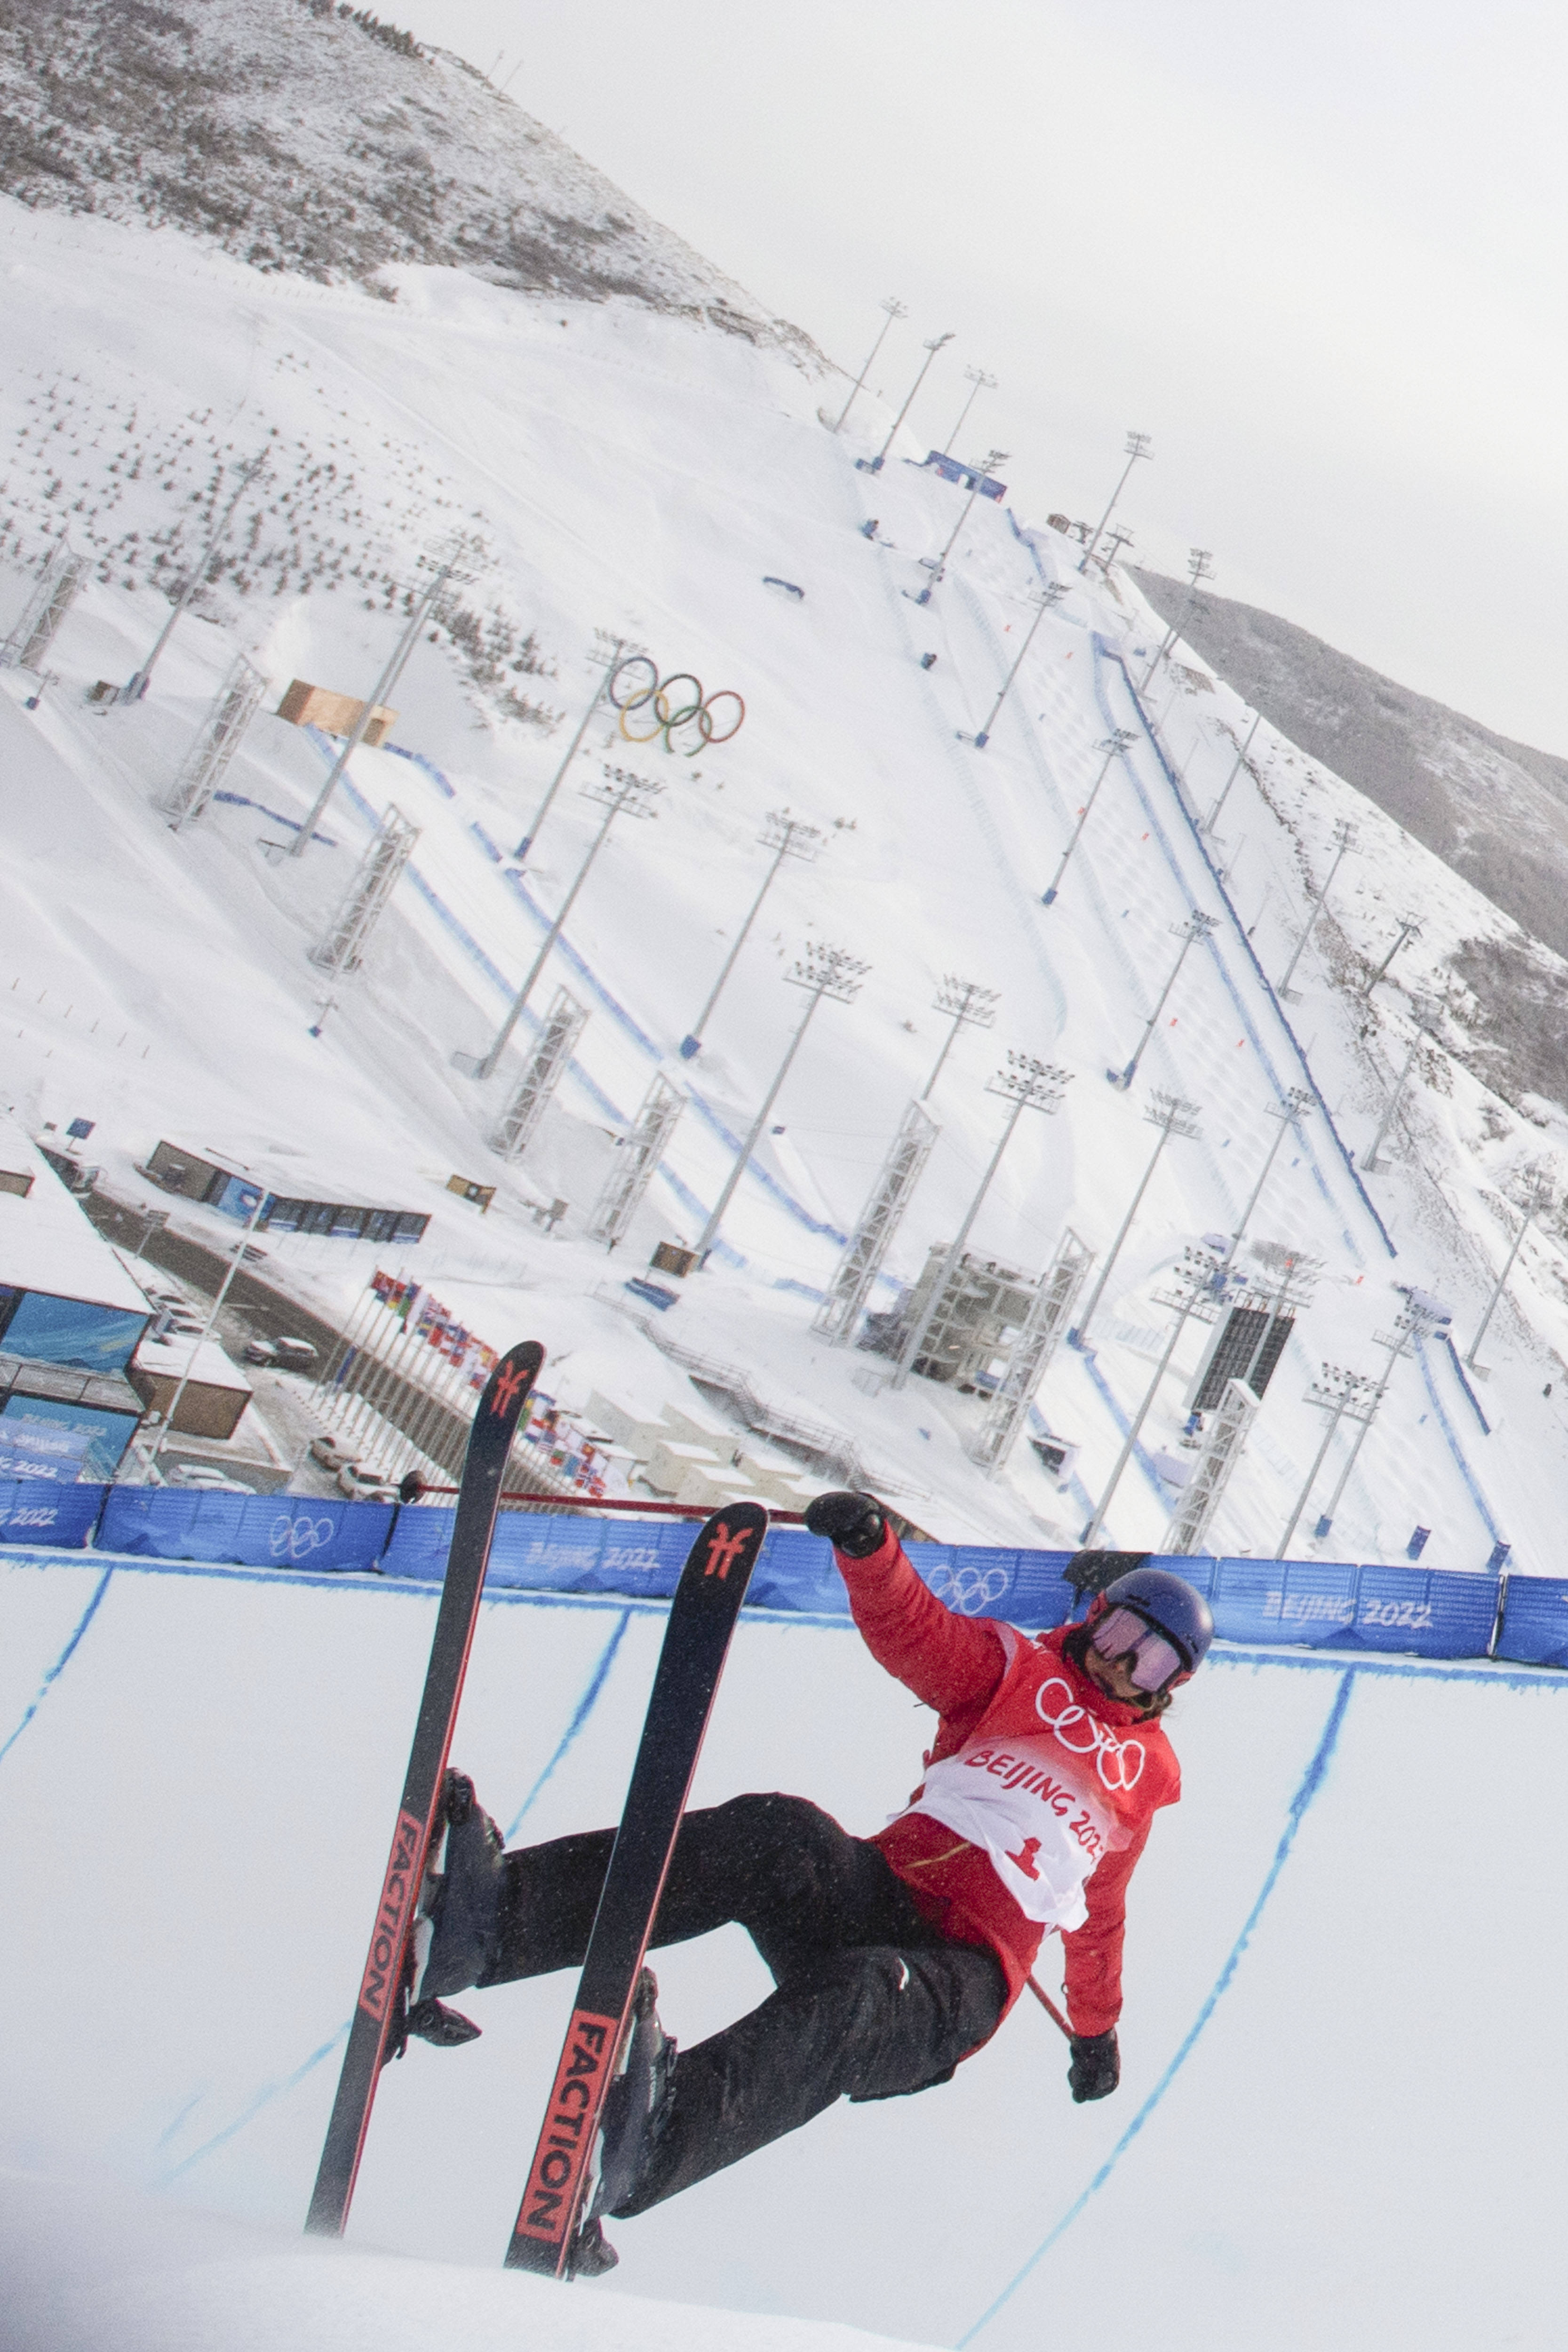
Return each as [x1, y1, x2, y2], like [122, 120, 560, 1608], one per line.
[0, 1478, 1546, 1664]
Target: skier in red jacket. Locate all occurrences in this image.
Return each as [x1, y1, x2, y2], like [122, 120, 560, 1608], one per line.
[407, 1492, 1211, 2270]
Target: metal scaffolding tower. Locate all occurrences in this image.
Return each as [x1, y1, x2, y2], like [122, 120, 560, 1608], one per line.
[1, 542, 87, 672]
[587, 1071, 685, 1247]
[309, 804, 421, 974]
[1163, 1376, 1258, 1554]
[159, 654, 270, 831]
[812, 1098, 940, 1345]
[491, 987, 589, 1160]
[965, 1226, 1092, 1472]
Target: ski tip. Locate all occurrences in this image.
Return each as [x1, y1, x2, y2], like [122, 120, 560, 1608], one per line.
[481, 1341, 546, 1433]
[684, 1501, 769, 1593]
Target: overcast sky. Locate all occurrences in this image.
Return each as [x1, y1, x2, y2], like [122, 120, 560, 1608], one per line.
[394, 0, 1568, 752]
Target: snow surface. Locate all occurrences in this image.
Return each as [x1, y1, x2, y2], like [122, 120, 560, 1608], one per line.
[6, 1549, 1568, 2352]
[5, 195, 1568, 1573]
[0, 1118, 148, 1310]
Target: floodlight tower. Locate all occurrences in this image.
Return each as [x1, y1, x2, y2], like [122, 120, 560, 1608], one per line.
[1138, 549, 1213, 691]
[969, 581, 1071, 748]
[1362, 915, 1422, 997]
[514, 629, 640, 860]
[1465, 1168, 1557, 1370]
[1312, 1295, 1445, 1538]
[1276, 820, 1357, 1001]
[941, 368, 997, 456]
[834, 297, 907, 434]
[1111, 910, 1220, 1089]
[120, 452, 267, 702]
[1073, 1090, 1203, 1348]
[1200, 713, 1262, 836]
[456, 764, 661, 1082]
[891, 1051, 1072, 1390]
[1097, 525, 1135, 576]
[921, 975, 1001, 1101]
[1218, 1087, 1313, 1269]
[1361, 1011, 1436, 1172]
[1080, 1243, 1226, 1546]
[1078, 431, 1152, 572]
[914, 449, 1009, 603]
[695, 943, 869, 1264]
[287, 539, 466, 858]
[1274, 1362, 1379, 1557]
[680, 810, 824, 1057]
[865, 332, 955, 474]
[1042, 729, 1138, 904]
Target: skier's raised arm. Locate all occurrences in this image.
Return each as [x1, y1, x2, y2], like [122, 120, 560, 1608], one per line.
[804, 1489, 1007, 1724]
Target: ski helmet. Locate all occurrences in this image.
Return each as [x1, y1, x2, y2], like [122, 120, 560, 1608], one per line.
[1093, 1566, 1214, 1683]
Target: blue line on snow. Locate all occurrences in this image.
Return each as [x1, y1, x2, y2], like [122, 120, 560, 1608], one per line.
[955, 1668, 1357, 2347]
[160, 2028, 349, 2185]
[503, 1607, 632, 1841]
[0, 1565, 114, 1768]
[1075, 1349, 1178, 1517]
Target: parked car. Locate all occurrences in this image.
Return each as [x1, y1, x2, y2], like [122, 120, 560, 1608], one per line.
[337, 1461, 399, 1502]
[309, 1434, 351, 1470]
[166, 1464, 255, 1494]
[242, 1338, 280, 1367]
[274, 1336, 319, 1370]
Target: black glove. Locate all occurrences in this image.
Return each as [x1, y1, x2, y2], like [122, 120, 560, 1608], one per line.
[1063, 1549, 1150, 1598]
[1068, 2028, 1119, 2103]
[804, 1489, 888, 1559]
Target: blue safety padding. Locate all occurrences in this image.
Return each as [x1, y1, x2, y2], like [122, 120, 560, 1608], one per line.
[1209, 1557, 1361, 1648]
[97, 1489, 395, 1574]
[0, 1477, 105, 1548]
[906, 1542, 1079, 1632]
[1496, 1575, 1568, 1669]
[1345, 1564, 1499, 1658]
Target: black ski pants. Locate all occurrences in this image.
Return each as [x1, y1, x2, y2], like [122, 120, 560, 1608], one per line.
[483, 1791, 1007, 2214]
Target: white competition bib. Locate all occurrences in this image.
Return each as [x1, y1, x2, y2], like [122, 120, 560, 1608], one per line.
[895, 1733, 1121, 1931]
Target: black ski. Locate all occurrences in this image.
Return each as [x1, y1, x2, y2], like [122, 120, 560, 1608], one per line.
[305, 1339, 545, 2238]
[503, 1500, 768, 2278]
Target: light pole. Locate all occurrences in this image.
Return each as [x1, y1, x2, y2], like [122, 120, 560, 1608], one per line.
[1201, 713, 1261, 836]
[1081, 1244, 1224, 1545]
[1218, 1087, 1312, 1269]
[514, 632, 639, 861]
[1274, 819, 1356, 1001]
[679, 810, 824, 1058]
[1097, 524, 1135, 576]
[1313, 1299, 1441, 1538]
[1274, 1364, 1378, 1557]
[914, 449, 1009, 604]
[286, 544, 463, 859]
[1138, 548, 1213, 691]
[1042, 728, 1138, 904]
[921, 975, 1000, 1102]
[1073, 1091, 1203, 1347]
[695, 943, 869, 1264]
[1465, 1176, 1554, 1370]
[455, 765, 661, 1082]
[864, 332, 955, 474]
[1112, 911, 1220, 1089]
[1079, 430, 1152, 572]
[942, 368, 997, 456]
[1360, 1017, 1432, 1171]
[891, 1052, 1071, 1390]
[1362, 916, 1421, 998]
[120, 453, 267, 702]
[148, 1183, 271, 1471]
[835, 297, 907, 434]
[969, 582, 1070, 749]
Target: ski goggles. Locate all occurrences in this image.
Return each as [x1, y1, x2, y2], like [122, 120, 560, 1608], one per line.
[1090, 1606, 1188, 1693]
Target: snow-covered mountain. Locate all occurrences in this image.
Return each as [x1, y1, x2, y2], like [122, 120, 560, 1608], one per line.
[1133, 567, 1568, 1113]
[0, 0, 823, 356]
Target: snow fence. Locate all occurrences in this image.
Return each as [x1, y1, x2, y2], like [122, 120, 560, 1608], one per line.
[2, 1475, 1562, 1664]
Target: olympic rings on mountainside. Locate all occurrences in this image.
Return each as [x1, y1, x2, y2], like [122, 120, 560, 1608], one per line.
[608, 655, 746, 757]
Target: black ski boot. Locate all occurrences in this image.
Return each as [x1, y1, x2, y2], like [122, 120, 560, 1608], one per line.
[569, 1970, 677, 2274]
[387, 1771, 508, 2060]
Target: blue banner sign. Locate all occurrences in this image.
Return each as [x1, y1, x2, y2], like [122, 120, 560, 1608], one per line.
[0, 1417, 92, 1484]
[0, 1476, 104, 1548]
[99, 1490, 396, 1575]
[1494, 1576, 1568, 1669]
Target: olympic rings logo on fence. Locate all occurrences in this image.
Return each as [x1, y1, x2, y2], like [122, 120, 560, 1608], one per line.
[1033, 1676, 1146, 1792]
[608, 654, 745, 757]
[268, 1513, 338, 1562]
[926, 1563, 1011, 1617]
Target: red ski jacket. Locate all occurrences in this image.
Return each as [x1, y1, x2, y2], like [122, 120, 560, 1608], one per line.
[836, 1525, 1181, 2039]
